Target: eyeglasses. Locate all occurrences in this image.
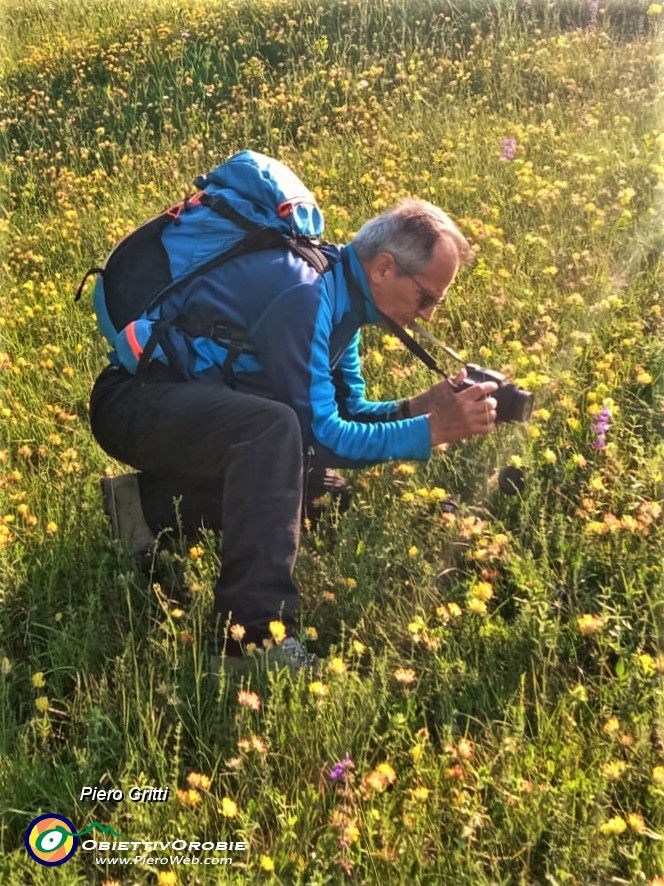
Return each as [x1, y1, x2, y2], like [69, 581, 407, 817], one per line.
[392, 258, 443, 311]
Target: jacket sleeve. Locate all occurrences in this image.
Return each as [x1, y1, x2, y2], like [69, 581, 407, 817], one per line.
[251, 280, 431, 468]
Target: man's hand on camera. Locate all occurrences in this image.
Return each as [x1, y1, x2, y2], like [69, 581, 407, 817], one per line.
[401, 370, 466, 418]
[422, 370, 498, 446]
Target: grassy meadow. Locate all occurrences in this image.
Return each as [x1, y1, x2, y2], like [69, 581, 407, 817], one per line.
[1, 0, 663, 882]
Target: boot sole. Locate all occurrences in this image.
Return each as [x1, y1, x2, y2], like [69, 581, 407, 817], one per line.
[99, 476, 156, 559]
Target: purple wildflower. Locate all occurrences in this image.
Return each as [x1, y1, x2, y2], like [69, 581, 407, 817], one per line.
[500, 137, 517, 161]
[589, 406, 611, 450]
[589, 1, 599, 24]
[329, 753, 354, 781]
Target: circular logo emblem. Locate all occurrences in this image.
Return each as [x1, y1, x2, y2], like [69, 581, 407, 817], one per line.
[24, 813, 78, 866]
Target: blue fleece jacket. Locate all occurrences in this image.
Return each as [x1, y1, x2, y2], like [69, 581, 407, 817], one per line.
[114, 242, 432, 468]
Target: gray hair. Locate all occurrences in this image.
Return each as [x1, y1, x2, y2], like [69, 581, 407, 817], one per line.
[351, 197, 470, 275]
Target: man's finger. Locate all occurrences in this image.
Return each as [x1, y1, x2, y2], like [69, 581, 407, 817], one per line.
[457, 380, 499, 399]
[449, 368, 467, 388]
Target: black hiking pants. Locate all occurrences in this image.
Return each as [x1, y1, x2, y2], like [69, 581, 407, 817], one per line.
[90, 363, 303, 650]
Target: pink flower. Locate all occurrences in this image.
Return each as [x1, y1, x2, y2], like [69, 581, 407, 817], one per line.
[500, 137, 517, 160]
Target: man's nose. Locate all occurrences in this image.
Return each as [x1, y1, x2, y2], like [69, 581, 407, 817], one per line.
[417, 304, 436, 322]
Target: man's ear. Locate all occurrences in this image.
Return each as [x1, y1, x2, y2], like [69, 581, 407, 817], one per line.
[367, 252, 394, 284]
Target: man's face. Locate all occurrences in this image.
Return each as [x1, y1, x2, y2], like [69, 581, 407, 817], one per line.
[369, 240, 459, 328]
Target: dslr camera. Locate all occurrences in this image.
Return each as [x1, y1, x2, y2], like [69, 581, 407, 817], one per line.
[455, 364, 533, 424]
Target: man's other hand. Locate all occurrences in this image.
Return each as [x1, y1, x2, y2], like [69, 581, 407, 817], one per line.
[426, 370, 499, 446]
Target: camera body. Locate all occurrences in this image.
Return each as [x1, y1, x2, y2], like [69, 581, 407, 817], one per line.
[457, 364, 534, 424]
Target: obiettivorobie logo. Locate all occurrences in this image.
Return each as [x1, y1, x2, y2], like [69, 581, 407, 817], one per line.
[24, 815, 121, 867]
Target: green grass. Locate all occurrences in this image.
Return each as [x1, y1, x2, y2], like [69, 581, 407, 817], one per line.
[1, 0, 663, 883]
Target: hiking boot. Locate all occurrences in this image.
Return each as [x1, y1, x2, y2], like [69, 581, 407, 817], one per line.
[209, 637, 320, 677]
[100, 473, 157, 558]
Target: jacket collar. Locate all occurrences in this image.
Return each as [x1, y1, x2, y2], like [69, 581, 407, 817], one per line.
[341, 244, 379, 326]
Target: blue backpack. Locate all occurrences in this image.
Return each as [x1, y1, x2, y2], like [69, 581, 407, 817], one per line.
[76, 150, 330, 375]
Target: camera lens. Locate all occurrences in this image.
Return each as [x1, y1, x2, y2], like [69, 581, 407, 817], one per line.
[513, 389, 534, 422]
[498, 465, 525, 495]
[496, 384, 534, 423]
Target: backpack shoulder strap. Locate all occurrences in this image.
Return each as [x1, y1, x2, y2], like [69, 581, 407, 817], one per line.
[286, 238, 331, 275]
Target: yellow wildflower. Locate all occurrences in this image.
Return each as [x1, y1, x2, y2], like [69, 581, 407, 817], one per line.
[382, 334, 401, 351]
[634, 366, 653, 384]
[220, 797, 238, 818]
[601, 760, 627, 782]
[472, 581, 494, 602]
[363, 762, 396, 793]
[411, 744, 424, 764]
[176, 788, 201, 807]
[327, 657, 347, 676]
[342, 822, 360, 844]
[408, 616, 426, 635]
[35, 696, 49, 713]
[260, 855, 275, 872]
[269, 621, 286, 644]
[467, 597, 487, 616]
[188, 544, 205, 559]
[395, 463, 416, 475]
[186, 772, 211, 791]
[31, 671, 46, 689]
[599, 816, 627, 835]
[578, 614, 606, 636]
[376, 762, 397, 784]
[308, 681, 328, 698]
[627, 813, 647, 835]
[603, 716, 620, 735]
